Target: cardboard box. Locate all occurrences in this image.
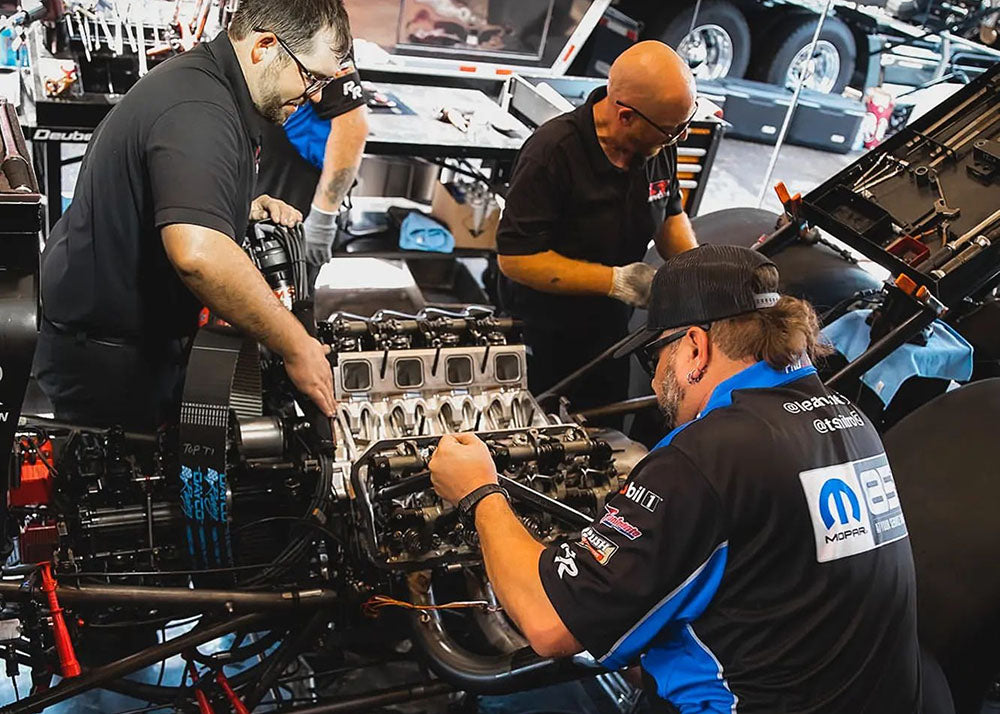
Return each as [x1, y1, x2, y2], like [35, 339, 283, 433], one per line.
[430, 182, 500, 252]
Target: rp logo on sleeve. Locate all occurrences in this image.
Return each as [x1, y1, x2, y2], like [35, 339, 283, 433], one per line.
[800, 454, 908, 563]
[554, 543, 579, 579]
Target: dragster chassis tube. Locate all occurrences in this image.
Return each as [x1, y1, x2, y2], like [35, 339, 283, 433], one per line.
[407, 572, 603, 695]
[282, 682, 454, 713]
[0, 613, 266, 714]
[0, 580, 337, 612]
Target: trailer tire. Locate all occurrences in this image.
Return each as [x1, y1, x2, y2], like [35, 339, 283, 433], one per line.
[652, 0, 751, 80]
[750, 13, 857, 94]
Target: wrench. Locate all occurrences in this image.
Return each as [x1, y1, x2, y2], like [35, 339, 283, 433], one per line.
[906, 170, 960, 235]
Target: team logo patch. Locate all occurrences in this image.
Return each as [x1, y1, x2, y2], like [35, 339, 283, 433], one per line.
[648, 179, 670, 203]
[579, 527, 619, 566]
[619, 481, 662, 512]
[799, 453, 908, 563]
[600, 505, 642, 540]
[553, 542, 578, 579]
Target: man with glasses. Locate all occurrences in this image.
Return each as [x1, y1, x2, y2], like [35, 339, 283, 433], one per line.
[36, 0, 352, 429]
[496, 40, 699, 416]
[254, 37, 368, 267]
[428, 245, 926, 713]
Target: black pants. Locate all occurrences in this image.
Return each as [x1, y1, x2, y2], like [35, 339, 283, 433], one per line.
[523, 320, 630, 415]
[33, 321, 188, 431]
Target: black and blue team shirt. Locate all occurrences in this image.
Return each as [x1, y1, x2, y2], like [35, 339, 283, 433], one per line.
[538, 361, 921, 713]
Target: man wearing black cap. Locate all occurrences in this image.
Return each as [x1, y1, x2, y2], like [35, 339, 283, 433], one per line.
[428, 245, 925, 712]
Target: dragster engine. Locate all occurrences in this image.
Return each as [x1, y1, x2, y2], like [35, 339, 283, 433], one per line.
[0, 249, 647, 710]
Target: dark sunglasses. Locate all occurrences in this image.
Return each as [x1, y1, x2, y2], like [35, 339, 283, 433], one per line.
[637, 324, 710, 376]
[616, 99, 698, 146]
[254, 28, 335, 99]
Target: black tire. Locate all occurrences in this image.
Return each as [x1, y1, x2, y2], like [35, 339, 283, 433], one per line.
[749, 13, 857, 94]
[650, 0, 752, 80]
[883, 379, 1000, 713]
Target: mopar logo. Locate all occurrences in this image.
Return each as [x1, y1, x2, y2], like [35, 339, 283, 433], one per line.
[819, 478, 861, 529]
[32, 129, 93, 142]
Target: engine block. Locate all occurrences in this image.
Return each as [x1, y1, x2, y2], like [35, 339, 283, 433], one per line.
[314, 308, 642, 571]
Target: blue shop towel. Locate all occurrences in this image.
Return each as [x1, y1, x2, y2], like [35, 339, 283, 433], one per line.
[400, 212, 454, 253]
[283, 102, 330, 170]
[822, 309, 973, 406]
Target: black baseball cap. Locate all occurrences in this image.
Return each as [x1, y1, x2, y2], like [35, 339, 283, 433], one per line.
[614, 245, 780, 359]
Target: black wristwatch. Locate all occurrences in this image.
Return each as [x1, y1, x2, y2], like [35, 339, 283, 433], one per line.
[458, 483, 509, 526]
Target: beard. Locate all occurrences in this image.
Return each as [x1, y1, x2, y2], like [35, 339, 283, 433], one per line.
[256, 60, 292, 125]
[257, 88, 287, 125]
[656, 365, 687, 432]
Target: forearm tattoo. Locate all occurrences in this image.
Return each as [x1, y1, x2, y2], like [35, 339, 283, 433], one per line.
[321, 167, 356, 208]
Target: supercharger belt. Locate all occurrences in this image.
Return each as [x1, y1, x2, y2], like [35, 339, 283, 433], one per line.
[178, 327, 262, 568]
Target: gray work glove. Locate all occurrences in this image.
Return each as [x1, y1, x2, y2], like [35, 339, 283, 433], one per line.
[303, 204, 339, 266]
[609, 262, 657, 308]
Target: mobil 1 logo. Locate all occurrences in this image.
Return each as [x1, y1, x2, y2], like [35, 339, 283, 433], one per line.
[620, 481, 662, 512]
[799, 453, 908, 563]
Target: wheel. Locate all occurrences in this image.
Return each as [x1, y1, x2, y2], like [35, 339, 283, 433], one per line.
[651, 0, 752, 80]
[643, 208, 880, 311]
[883, 379, 1000, 712]
[749, 13, 857, 94]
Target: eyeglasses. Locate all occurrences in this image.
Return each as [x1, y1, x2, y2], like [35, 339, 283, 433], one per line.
[636, 324, 710, 376]
[254, 27, 335, 99]
[616, 99, 698, 146]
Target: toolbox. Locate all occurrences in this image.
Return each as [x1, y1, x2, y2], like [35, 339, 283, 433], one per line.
[711, 78, 864, 153]
[789, 89, 866, 154]
[714, 78, 792, 144]
[801, 63, 1000, 305]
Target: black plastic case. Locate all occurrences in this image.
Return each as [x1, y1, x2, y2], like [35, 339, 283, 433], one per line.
[711, 78, 865, 153]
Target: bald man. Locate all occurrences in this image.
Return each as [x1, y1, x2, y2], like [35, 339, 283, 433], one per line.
[497, 41, 698, 413]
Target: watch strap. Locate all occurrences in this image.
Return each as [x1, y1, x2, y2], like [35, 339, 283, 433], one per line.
[459, 483, 509, 522]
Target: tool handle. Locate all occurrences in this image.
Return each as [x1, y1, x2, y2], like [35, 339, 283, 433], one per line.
[931, 238, 990, 278]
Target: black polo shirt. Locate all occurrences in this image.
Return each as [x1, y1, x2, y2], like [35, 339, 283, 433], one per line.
[40, 32, 261, 341]
[539, 362, 921, 713]
[497, 86, 683, 331]
[255, 53, 366, 215]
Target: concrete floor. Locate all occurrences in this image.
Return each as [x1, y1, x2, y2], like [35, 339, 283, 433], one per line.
[698, 136, 857, 217]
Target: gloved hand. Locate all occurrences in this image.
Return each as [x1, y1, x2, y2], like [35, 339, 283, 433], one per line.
[303, 204, 339, 266]
[609, 262, 657, 308]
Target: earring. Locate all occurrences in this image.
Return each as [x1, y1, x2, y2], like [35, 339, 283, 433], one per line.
[686, 367, 704, 385]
